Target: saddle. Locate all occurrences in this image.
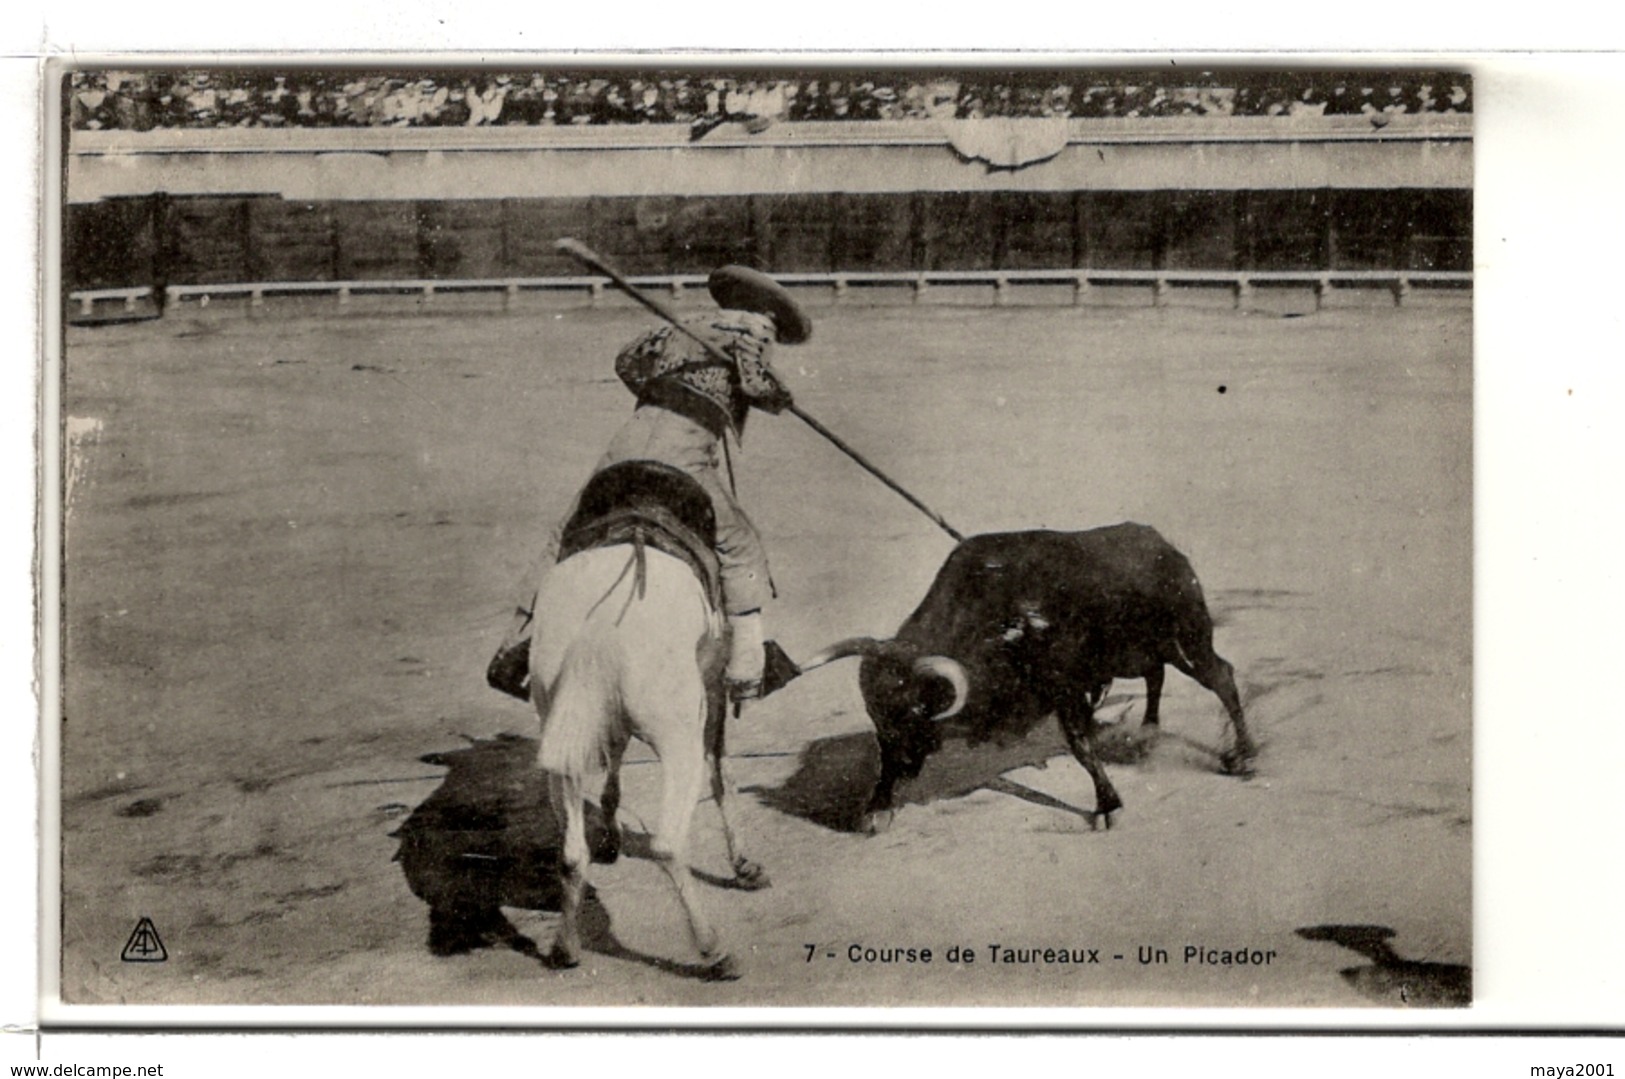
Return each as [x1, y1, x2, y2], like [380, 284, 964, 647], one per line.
[486, 461, 722, 701]
[556, 460, 723, 609]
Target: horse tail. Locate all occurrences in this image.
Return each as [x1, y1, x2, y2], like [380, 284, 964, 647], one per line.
[536, 634, 620, 779]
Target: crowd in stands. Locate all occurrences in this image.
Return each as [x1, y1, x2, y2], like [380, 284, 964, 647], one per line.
[69, 70, 1473, 132]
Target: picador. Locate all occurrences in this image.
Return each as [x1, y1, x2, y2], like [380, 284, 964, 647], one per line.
[488, 263, 810, 717]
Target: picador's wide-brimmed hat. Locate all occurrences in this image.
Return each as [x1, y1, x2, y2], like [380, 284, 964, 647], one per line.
[707, 265, 813, 345]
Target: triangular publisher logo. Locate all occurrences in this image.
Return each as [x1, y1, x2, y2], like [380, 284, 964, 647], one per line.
[121, 917, 167, 962]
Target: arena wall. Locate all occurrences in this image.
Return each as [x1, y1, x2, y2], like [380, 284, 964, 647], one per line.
[64, 116, 1472, 292]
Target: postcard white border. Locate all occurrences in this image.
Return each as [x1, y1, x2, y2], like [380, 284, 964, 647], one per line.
[10, 10, 1625, 1057]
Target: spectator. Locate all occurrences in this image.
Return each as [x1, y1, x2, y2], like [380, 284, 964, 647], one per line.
[464, 79, 506, 126]
[67, 70, 1473, 131]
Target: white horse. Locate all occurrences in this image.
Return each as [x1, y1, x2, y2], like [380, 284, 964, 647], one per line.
[529, 543, 761, 980]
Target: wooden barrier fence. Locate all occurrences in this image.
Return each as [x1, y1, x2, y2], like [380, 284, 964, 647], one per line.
[68, 267, 1471, 321]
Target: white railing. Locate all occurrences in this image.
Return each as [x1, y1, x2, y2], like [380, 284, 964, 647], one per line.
[68, 267, 1472, 320]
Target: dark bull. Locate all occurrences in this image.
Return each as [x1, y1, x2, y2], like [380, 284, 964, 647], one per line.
[809, 524, 1258, 832]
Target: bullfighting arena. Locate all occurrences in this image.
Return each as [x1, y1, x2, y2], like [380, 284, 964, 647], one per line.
[57, 289, 1471, 1010]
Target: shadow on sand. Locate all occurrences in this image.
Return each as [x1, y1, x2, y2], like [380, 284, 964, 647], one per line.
[746, 698, 1168, 834]
[67, 309, 165, 329]
[391, 732, 736, 982]
[1295, 924, 1471, 1006]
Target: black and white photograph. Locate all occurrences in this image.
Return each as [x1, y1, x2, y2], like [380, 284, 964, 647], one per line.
[43, 59, 1491, 1016]
[41, 63, 1488, 1014]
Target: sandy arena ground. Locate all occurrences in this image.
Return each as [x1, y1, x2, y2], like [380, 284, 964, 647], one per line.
[56, 289, 1472, 1011]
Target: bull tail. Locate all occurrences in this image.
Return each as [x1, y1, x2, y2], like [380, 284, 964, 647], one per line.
[799, 636, 888, 670]
[1169, 600, 1223, 678]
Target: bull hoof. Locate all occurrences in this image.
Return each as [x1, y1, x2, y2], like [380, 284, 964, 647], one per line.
[699, 952, 741, 982]
[1220, 748, 1257, 777]
[1091, 806, 1124, 831]
[860, 809, 896, 836]
[732, 856, 771, 891]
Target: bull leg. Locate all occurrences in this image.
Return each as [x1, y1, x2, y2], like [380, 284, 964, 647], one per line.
[545, 770, 588, 969]
[1171, 644, 1257, 774]
[863, 733, 912, 836]
[1057, 698, 1125, 829]
[862, 782, 899, 836]
[1205, 654, 1257, 774]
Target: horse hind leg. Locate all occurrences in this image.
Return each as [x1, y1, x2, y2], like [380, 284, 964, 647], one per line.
[545, 769, 589, 969]
[624, 656, 738, 978]
[651, 732, 739, 980]
[591, 735, 628, 865]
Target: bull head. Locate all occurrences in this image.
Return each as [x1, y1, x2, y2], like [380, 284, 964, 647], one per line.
[801, 637, 968, 723]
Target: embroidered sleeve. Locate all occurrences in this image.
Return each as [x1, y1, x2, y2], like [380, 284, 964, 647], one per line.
[705, 313, 794, 413]
[613, 312, 794, 415]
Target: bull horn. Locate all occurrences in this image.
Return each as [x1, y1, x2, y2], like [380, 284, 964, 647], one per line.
[798, 636, 889, 672]
[913, 655, 968, 721]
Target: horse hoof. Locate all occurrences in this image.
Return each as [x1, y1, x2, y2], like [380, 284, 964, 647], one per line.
[732, 857, 771, 891]
[1221, 749, 1257, 777]
[700, 952, 741, 982]
[590, 828, 622, 865]
[547, 943, 581, 971]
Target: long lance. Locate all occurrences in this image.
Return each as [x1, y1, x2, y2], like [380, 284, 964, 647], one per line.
[553, 238, 966, 544]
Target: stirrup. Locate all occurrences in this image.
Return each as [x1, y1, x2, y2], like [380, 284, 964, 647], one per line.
[727, 678, 763, 705]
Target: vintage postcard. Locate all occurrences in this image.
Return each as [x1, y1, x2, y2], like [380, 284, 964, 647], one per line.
[46, 59, 1478, 1019]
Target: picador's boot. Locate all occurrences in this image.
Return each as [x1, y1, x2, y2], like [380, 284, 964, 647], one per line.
[725, 610, 767, 709]
[723, 612, 804, 708]
[486, 601, 535, 701]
